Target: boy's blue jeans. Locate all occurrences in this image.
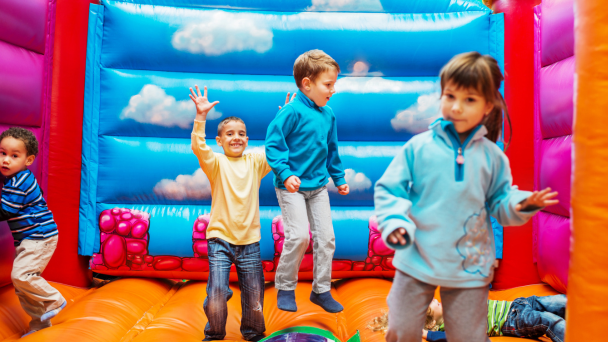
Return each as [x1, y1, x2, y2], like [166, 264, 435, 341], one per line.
[502, 294, 566, 342]
[204, 238, 265, 341]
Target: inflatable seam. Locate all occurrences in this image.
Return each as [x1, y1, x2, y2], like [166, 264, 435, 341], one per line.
[79, 4, 105, 256]
[118, 281, 184, 342]
[533, 5, 542, 264]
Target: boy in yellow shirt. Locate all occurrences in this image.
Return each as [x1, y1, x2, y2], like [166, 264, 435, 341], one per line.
[189, 85, 270, 341]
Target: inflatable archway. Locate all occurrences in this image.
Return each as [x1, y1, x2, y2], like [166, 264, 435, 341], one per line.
[78, 0, 504, 282]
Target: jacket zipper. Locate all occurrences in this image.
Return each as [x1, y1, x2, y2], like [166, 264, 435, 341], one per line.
[455, 146, 464, 182]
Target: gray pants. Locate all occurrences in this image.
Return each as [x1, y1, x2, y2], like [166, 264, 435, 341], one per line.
[12, 235, 66, 331]
[386, 270, 490, 342]
[274, 186, 335, 294]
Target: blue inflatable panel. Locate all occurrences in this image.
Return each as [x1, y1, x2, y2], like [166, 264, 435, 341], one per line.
[107, 0, 490, 13]
[100, 1, 494, 76]
[80, 1, 505, 274]
[93, 136, 401, 207]
[98, 68, 441, 141]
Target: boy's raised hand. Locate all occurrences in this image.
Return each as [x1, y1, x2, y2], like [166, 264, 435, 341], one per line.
[516, 187, 559, 211]
[284, 175, 301, 193]
[189, 85, 219, 120]
[278, 92, 297, 109]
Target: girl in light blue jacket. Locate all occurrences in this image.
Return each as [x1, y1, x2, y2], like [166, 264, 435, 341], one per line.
[374, 52, 559, 342]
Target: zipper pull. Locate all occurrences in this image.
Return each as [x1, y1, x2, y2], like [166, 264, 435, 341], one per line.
[456, 147, 465, 165]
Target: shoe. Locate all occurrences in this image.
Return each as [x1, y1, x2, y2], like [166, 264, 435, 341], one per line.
[22, 330, 37, 337]
[310, 291, 343, 313]
[41, 300, 66, 322]
[277, 289, 297, 312]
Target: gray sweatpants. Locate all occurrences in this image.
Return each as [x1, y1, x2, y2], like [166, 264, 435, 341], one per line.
[274, 186, 335, 294]
[386, 270, 490, 342]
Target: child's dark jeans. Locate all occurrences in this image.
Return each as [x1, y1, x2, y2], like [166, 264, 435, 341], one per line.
[502, 294, 566, 342]
[203, 238, 266, 341]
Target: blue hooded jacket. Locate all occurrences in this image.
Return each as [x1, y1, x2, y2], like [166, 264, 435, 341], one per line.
[374, 119, 539, 288]
[265, 92, 346, 191]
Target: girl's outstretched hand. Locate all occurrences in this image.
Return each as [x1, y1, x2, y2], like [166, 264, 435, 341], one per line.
[388, 228, 408, 246]
[516, 187, 559, 211]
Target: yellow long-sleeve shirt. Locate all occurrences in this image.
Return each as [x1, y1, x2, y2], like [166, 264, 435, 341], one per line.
[191, 120, 271, 245]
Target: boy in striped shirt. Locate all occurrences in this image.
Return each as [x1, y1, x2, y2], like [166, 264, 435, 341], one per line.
[0, 127, 66, 336]
[423, 295, 566, 342]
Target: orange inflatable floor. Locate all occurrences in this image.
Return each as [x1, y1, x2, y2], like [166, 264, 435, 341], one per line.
[0, 278, 560, 341]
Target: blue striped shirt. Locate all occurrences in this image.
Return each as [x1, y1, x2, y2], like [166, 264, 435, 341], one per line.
[1, 169, 57, 244]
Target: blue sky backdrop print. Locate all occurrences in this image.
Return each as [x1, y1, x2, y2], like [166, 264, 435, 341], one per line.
[101, 1, 493, 76]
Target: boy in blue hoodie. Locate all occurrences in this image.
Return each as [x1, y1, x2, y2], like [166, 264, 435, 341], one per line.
[265, 50, 349, 313]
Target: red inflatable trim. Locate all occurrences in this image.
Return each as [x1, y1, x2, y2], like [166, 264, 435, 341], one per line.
[43, 0, 98, 287]
[491, 0, 543, 290]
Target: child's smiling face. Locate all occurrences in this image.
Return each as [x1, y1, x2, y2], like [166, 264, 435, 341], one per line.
[0, 137, 35, 178]
[215, 120, 249, 158]
[303, 68, 338, 107]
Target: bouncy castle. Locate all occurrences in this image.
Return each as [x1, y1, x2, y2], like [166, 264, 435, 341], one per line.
[0, 0, 607, 340]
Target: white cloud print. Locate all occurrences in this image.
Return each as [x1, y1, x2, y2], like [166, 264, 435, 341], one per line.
[172, 11, 273, 56]
[391, 92, 441, 134]
[335, 78, 438, 94]
[307, 0, 383, 11]
[153, 168, 211, 201]
[121, 85, 222, 128]
[328, 169, 372, 192]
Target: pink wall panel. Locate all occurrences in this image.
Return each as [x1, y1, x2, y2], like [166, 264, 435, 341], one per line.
[536, 211, 569, 293]
[540, 0, 574, 67]
[0, 0, 49, 54]
[0, 40, 44, 127]
[539, 56, 574, 138]
[534, 0, 573, 294]
[539, 136, 571, 217]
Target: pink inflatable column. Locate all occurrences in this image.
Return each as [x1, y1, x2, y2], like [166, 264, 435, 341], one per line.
[0, 0, 57, 287]
[533, 0, 574, 293]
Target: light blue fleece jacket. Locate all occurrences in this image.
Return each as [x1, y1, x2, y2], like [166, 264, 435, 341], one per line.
[265, 92, 346, 191]
[374, 119, 539, 288]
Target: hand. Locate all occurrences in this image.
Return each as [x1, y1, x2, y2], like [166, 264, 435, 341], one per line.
[422, 329, 428, 339]
[278, 92, 297, 109]
[189, 85, 220, 120]
[337, 184, 349, 195]
[284, 176, 301, 193]
[388, 228, 408, 246]
[516, 187, 559, 211]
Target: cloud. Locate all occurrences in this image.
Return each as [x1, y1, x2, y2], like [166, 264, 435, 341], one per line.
[391, 92, 441, 134]
[121, 85, 222, 129]
[172, 11, 273, 56]
[335, 77, 438, 94]
[243, 146, 265, 155]
[153, 169, 211, 201]
[456, 207, 494, 277]
[328, 169, 372, 192]
[307, 0, 383, 11]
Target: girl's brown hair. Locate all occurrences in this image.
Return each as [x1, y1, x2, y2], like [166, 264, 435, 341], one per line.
[439, 51, 512, 150]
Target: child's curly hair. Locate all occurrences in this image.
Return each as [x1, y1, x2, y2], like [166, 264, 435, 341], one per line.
[367, 307, 445, 335]
[0, 127, 39, 156]
[425, 306, 444, 331]
[367, 310, 389, 334]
